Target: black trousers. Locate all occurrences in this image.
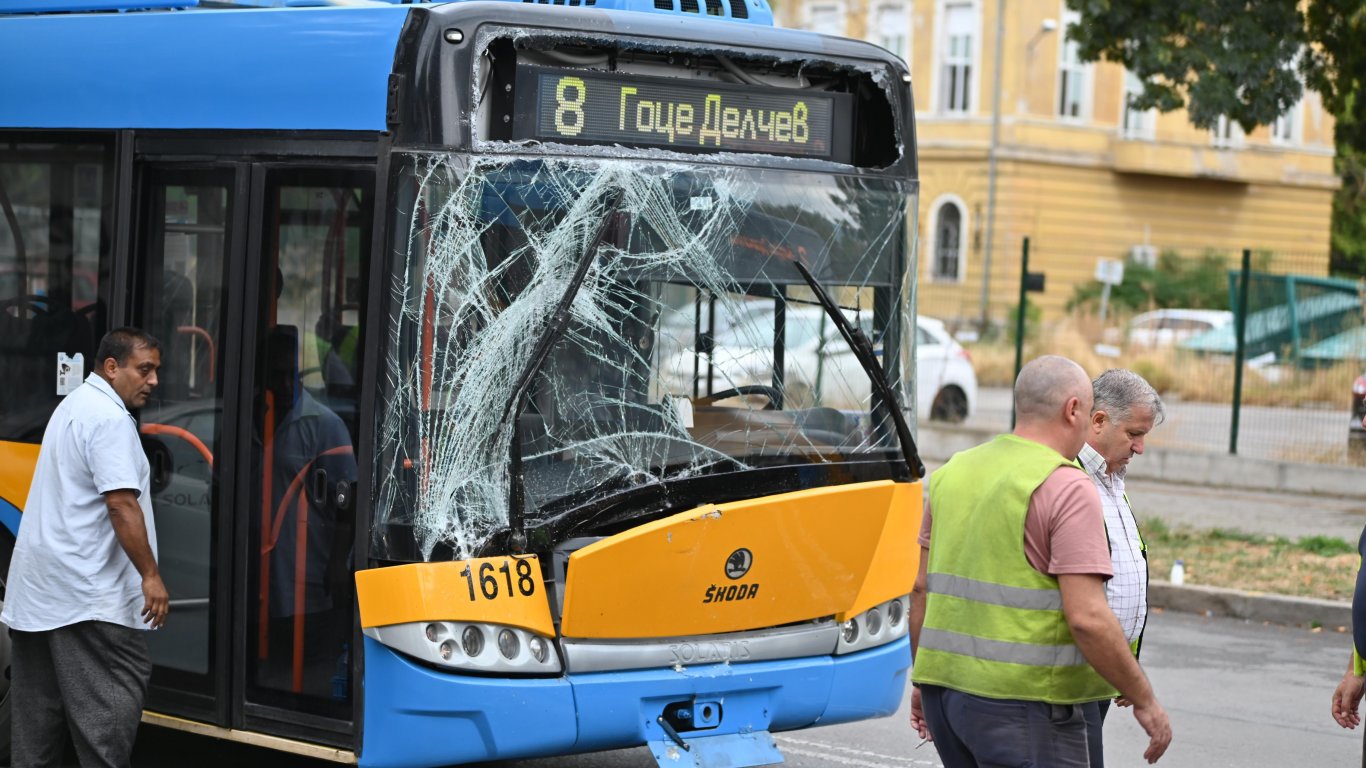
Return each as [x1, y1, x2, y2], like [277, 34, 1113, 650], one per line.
[11, 621, 151, 768]
[920, 684, 1092, 768]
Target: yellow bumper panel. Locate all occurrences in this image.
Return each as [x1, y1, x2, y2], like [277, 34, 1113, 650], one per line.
[560, 479, 922, 639]
[0, 441, 39, 512]
[355, 556, 554, 637]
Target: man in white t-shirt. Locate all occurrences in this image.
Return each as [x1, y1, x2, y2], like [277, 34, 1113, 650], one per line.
[2, 327, 168, 767]
[1078, 368, 1164, 768]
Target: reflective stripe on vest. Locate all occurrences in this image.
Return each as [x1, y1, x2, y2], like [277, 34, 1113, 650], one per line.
[927, 573, 1063, 611]
[920, 627, 1088, 667]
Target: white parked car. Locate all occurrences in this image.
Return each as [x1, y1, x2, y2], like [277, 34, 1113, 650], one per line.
[687, 307, 977, 422]
[1126, 309, 1233, 348]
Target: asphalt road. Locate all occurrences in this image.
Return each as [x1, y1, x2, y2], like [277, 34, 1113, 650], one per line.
[111, 609, 1360, 768]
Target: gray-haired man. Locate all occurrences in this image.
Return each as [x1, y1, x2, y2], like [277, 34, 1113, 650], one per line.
[1078, 368, 1165, 767]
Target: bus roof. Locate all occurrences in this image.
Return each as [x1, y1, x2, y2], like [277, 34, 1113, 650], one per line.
[0, 2, 887, 141]
[0, 4, 409, 132]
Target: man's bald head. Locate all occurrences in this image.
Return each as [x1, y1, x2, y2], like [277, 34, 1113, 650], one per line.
[1014, 355, 1092, 424]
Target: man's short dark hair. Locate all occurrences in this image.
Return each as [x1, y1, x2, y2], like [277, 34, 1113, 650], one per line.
[97, 327, 162, 368]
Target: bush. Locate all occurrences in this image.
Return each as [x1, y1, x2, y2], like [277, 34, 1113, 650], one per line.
[1067, 249, 1236, 314]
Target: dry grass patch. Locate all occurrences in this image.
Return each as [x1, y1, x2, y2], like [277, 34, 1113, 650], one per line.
[1140, 517, 1357, 601]
[965, 316, 1358, 408]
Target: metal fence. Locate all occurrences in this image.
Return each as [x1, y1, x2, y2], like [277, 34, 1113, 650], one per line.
[920, 240, 1366, 467]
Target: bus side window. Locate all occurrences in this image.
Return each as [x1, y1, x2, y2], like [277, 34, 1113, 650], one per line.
[0, 140, 111, 442]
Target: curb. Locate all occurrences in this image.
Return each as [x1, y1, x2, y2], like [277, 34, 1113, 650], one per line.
[1149, 580, 1352, 629]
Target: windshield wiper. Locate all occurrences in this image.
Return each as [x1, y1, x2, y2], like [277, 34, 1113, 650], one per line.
[792, 261, 925, 480]
[500, 188, 626, 552]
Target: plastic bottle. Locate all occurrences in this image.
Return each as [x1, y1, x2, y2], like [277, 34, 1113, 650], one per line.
[1170, 559, 1185, 586]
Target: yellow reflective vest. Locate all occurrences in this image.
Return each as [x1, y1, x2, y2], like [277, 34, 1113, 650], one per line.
[913, 434, 1117, 704]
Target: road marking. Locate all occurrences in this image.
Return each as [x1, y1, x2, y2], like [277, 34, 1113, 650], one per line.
[774, 735, 943, 767]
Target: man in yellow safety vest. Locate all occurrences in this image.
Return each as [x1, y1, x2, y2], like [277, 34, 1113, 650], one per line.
[909, 355, 1172, 766]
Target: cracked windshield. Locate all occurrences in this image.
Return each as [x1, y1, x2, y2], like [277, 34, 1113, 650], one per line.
[375, 155, 913, 560]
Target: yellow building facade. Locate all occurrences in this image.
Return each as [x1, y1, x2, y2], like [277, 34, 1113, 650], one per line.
[775, 0, 1339, 326]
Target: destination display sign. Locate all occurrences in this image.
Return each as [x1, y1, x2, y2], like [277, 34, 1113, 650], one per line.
[512, 65, 852, 161]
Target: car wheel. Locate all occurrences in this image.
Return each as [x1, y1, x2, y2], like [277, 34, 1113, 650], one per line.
[930, 386, 969, 423]
[0, 528, 12, 765]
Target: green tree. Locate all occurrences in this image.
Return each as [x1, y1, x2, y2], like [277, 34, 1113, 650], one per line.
[1066, 0, 1366, 277]
[1065, 0, 1364, 135]
[1331, 98, 1366, 276]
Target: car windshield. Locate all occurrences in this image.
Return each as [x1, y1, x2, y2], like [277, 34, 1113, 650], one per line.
[374, 154, 914, 560]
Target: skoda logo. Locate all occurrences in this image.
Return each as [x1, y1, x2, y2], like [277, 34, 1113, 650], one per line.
[724, 548, 753, 580]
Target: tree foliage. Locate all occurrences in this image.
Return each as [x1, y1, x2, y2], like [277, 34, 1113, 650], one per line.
[1065, 0, 1366, 140]
[1331, 142, 1366, 276]
[1331, 96, 1366, 276]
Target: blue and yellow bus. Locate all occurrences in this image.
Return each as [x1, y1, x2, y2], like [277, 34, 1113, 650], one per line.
[0, 1, 923, 765]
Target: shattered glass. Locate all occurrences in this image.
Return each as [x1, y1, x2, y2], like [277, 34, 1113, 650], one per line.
[374, 154, 915, 561]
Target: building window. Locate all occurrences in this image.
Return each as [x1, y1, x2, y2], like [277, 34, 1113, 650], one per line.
[938, 1, 976, 113]
[873, 3, 908, 61]
[807, 3, 845, 35]
[1121, 70, 1156, 139]
[1271, 50, 1304, 146]
[1211, 115, 1244, 148]
[1272, 104, 1301, 145]
[1056, 8, 1087, 119]
[930, 197, 966, 282]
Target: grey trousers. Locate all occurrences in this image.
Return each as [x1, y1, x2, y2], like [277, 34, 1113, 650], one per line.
[11, 621, 151, 768]
[920, 684, 1092, 768]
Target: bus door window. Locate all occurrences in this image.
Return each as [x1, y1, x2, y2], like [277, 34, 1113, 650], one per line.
[137, 175, 232, 693]
[247, 173, 369, 717]
[0, 140, 111, 443]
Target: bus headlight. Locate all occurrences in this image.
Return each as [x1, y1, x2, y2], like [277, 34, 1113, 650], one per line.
[498, 629, 520, 660]
[841, 619, 859, 644]
[462, 626, 485, 657]
[887, 597, 905, 628]
[365, 621, 562, 674]
[835, 595, 910, 655]
[528, 635, 549, 663]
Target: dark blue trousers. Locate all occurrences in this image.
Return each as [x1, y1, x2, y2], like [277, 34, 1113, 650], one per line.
[920, 684, 1092, 768]
[1080, 698, 1111, 767]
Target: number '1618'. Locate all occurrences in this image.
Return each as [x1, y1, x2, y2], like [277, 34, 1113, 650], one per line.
[459, 559, 537, 601]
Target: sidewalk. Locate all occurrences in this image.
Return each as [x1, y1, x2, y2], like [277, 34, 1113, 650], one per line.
[917, 421, 1365, 629]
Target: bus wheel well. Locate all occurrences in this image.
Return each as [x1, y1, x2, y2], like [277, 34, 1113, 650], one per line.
[930, 386, 969, 423]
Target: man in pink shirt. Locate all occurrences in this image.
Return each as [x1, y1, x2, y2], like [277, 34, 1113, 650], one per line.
[909, 355, 1172, 766]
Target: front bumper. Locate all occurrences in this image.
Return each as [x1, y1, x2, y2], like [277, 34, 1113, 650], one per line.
[357, 635, 910, 768]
